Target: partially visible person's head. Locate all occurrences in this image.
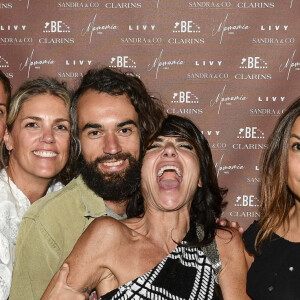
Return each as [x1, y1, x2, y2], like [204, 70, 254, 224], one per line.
[0, 77, 79, 184]
[257, 95, 300, 248]
[72, 67, 164, 201]
[128, 114, 227, 245]
[0, 70, 12, 142]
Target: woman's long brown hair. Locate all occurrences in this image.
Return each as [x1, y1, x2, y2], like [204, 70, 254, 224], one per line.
[256, 96, 300, 250]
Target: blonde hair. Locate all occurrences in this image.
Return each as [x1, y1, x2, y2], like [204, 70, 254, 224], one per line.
[0, 77, 79, 184]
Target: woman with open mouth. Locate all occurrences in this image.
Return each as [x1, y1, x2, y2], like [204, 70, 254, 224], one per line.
[0, 77, 79, 299]
[42, 114, 249, 300]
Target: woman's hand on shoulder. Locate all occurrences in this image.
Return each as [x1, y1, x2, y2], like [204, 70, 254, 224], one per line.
[216, 228, 251, 300]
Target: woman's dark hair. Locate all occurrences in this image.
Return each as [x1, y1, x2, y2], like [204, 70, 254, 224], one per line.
[127, 114, 227, 246]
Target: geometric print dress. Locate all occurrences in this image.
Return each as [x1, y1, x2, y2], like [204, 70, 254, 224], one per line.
[100, 225, 221, 300]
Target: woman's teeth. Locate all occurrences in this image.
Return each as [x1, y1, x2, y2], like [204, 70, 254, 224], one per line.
[33, 151, 57, 158]
[157, 166, 181, 177]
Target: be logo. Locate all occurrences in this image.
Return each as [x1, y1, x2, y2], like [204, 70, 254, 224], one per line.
[172, 91, 199, 103]
[43, 21, 70, 33]
[173, 21, 201, 33]
[240, 57, 268, 69]
[0, 56, 9, 68]
[109, 56, 136, 68]
[235, 195, 259, 207]
[237, 127, 264, 139]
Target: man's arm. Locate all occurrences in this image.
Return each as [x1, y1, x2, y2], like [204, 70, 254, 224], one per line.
[10, 217, 61, 300]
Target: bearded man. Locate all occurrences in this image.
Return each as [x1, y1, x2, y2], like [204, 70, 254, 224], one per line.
[9, 67, 164, 300]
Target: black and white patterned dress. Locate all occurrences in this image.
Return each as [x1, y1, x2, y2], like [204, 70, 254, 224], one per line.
[100, 225, 221, 300]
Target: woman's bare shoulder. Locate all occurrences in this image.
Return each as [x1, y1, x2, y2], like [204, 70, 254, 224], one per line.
[82, 216, 131, 245]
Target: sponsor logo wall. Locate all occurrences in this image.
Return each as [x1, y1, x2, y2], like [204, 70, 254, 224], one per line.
[0, 0, 299, 228]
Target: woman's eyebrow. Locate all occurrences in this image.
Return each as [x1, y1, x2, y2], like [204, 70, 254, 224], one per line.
[290, 133, 300, 140]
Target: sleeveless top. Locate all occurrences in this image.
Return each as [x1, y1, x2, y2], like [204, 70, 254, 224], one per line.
[243, 221, 300, 300]
[100, 224, 222, 300]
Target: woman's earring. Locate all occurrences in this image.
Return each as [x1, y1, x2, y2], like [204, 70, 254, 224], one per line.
[6, 146, 11, 155]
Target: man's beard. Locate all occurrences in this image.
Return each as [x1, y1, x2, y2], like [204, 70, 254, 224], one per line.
[79, 153, 141, 202]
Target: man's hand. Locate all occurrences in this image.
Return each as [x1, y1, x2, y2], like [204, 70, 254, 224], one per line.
[216, 218, 244, 234]
[46, 264, 86, 300]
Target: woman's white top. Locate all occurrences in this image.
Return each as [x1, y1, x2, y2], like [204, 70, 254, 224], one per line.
[0, 169, 63, 300]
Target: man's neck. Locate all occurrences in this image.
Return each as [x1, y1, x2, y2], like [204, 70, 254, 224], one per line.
[104, 199, 129, 216]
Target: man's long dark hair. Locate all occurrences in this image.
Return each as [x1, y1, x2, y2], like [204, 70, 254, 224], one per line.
[127, 114, 227, 246]
[71, 67, 164, 158]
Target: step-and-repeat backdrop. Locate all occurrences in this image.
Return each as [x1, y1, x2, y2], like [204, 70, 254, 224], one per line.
[0, 0, 299, 228]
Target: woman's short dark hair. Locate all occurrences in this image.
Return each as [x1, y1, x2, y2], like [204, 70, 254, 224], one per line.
[127, 114, 227, 246]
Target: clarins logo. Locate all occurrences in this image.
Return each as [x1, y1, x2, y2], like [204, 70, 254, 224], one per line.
[0, 3, 13, 9]
[237, 2, 275, 8]
[104, 2, 142, 8]
[212, 14, 250, 44]
[172, 91, 198, 104]
[166, 108, 203, 115]
[81, 13, 118, 43]
[173, 21, 201, 33]
[229, 211, 260, 218]
[109, 56, 136, 68]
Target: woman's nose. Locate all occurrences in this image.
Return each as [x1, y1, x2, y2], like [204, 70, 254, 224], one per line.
[40, 128, 55, 143]
[161, 143, 177, 158]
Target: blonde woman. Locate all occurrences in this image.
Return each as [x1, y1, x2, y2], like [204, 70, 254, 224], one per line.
[0, 78, 78, 299]
[243, 96, 300, 300]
